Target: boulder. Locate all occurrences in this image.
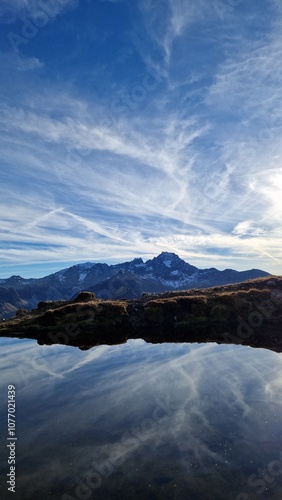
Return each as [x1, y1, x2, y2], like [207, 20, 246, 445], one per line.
[73, 291, 96, 302]
[38, 300, 56, 310]
[16, 308, 28, 317]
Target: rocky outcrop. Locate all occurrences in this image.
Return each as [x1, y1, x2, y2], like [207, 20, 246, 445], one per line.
[73, 291, 96, 302]
[15, 308, 28, 317]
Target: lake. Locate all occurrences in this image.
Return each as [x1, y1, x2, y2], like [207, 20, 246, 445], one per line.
[0, 337, 282, 499]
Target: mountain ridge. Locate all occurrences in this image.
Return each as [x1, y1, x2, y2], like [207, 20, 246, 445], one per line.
[1, 276, 282, 354]
[0, 252, 269, 318]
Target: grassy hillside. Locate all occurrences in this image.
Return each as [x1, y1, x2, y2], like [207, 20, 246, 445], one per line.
[0, 277, 281, 352]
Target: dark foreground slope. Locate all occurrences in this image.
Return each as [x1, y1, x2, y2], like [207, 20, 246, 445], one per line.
[0, 277, 281, 353]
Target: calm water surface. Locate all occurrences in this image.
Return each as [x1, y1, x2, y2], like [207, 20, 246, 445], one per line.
[0, 337, 282, 499]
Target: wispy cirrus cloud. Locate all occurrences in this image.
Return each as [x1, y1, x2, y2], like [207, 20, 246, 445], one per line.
[0, 0, 281, 277]
[0, 0, 77, 23]
[139, 0, 213, 66]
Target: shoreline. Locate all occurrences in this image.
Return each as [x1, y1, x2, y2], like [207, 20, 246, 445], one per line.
[0, 276, 281, 352]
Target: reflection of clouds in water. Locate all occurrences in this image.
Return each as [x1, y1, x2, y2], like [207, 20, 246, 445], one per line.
[0, 339, 54, 389]
[0, 338, 66, 384]
[265, 371, 282, 400]
[1, 338, 282, 497]
[0, 338, 129, 393]
[178, 434, 221, 471]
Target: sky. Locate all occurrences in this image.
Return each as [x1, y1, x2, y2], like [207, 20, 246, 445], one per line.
[0, 0, 282, 278]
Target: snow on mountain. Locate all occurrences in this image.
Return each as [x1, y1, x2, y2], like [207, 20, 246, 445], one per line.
[164, 259, 172, 267]
[79, 272, 87, 282]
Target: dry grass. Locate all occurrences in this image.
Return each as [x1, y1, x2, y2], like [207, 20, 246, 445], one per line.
[1, 276, 281, 337]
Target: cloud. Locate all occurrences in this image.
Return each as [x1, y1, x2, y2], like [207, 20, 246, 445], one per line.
[16, 55, 43, 70]
[232, 221, 267, 238]
[0, 0, 281, 275]
[0, 95, 205, 202]
[0, 51, 44, 74]
[139, 0, 213, 66]
[0, 0, 78, 23]
[0, 77, 281, 273]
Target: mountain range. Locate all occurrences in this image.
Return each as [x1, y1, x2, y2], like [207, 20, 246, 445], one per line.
[0, 252, 269, 318]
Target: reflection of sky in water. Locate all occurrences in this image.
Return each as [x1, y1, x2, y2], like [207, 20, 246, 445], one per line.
[0, 338, 282, 499]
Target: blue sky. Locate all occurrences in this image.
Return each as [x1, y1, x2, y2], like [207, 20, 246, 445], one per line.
[0, 0, 282, 278]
